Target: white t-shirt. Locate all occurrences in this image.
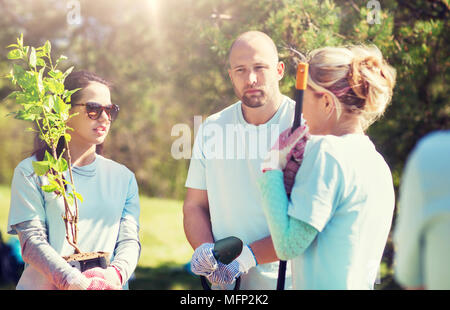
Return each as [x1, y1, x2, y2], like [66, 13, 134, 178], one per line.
[394, 130, 450, 289]
[288, 134, 395, 289]
[185, 96, 295, 290]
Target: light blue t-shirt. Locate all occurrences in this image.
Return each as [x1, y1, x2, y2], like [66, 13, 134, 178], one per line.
[185, 96, 295, 290]
[288, 134, 395, 289]
[8, 153, 140, 258]
[394, 130, 450, 289]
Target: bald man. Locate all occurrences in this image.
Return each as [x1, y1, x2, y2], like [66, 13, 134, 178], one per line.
[183, 31, 294, 290]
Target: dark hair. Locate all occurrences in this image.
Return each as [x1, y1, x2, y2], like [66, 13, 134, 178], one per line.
[33, 70, 111, 161]
[64, 70, 111, 105]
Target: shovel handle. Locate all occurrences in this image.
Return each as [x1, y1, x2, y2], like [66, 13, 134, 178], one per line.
[296, 63, 308, 91]
[280, 62, 310, 290]
[292, 63, 309, 132]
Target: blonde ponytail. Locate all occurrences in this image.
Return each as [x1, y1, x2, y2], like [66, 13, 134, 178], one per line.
[307, 44, 396, 130]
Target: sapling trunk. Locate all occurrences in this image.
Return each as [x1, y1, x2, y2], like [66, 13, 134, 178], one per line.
[65, 140, 80, 248]
[50, 141, 81, 254]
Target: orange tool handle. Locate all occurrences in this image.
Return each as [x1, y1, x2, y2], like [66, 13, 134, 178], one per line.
[295, 63, 309, 90]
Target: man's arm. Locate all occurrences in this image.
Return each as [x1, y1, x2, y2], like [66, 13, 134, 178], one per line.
[248, 236, 279, 265]
[183, 188, 214, 249]
[183, 188, 281, 264]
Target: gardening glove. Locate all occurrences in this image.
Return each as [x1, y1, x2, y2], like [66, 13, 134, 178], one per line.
[235, 244, 257, 274]
[66, 268, 122, 290]
[261, 123, 309, 173]
[206, 260, 241, 285]
[283, 124, 310, 194]
[190, 243, 218, 277]
[83, 266, 123, 287]
[284, 160, 301, 195]
[206, 245, 257, 285]
[191, 243, 257, 284]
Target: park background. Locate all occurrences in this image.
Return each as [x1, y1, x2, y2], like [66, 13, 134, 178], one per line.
[0, 0, 448, 290]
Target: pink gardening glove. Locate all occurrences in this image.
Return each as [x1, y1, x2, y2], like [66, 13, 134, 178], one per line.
[283, 125, 310, 194]
[261, 123, 310, 173]
[84, 277, 121, 290]
[66, 267, 122, 290]
[284, 160, 301, 195]
[83, 266, 123, 289]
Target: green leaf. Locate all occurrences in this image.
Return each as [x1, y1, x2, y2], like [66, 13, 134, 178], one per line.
[29, 47, 37, 69]
[12, 64, 25, 82]
[32, 161, 50, 176]
[26, 127, 37, 133]
[41, 184, 59, 193]
[17, 33, 24, 48]
[66, 194, 74, 206]
[55, 55, 68, 66]
[64, 133, 72, 142]
[63, 88, 81, 103]
[36, 57, 46, 67]
[44, 150, 57, 165]
[74, 191, 83, 203]
[60, 111, 70, 122]
[48, 70, 63, 80]
[15, 109, 36, 121]
[13, 65, 36, 91]
[6, 91, 19, 100]
[63, 66, 74, 79]
[55, 157, 68, 173]
[7, 49, 22, 60]
[46, 79, 65, 95]
[43, 40, 51, 56]
[15, 92, 39, 106]
[53, 96, 66, 114]
[23, 45, 30, 56]
[37, 67, 45, 94]
[46, 170, 56, 182]
[43, 95, 54, 112]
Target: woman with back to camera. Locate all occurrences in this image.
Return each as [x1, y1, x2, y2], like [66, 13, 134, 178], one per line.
[7, 71, 141, 290]
[259, 45, 397, 289]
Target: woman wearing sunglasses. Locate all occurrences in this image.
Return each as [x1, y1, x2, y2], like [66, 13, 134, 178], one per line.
[259, 45, 397, 289]
[7, 71, 140, 290]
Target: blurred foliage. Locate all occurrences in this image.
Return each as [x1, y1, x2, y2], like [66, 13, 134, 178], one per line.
[0, 0, 448, 197]
[0, 0, 448, 288]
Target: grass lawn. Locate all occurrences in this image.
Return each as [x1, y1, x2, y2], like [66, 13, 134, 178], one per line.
[0, 184, 201, 290]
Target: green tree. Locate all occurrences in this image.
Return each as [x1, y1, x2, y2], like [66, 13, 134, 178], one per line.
[1, 0, 448, 197]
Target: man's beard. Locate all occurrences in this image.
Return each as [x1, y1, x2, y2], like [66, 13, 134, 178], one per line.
[240, 90, 267, 108]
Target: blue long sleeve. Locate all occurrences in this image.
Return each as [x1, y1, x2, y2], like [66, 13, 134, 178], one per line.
[258, 170, 318, 261]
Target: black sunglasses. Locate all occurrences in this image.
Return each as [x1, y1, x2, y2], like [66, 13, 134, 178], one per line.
[72, 102, 119, 121]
